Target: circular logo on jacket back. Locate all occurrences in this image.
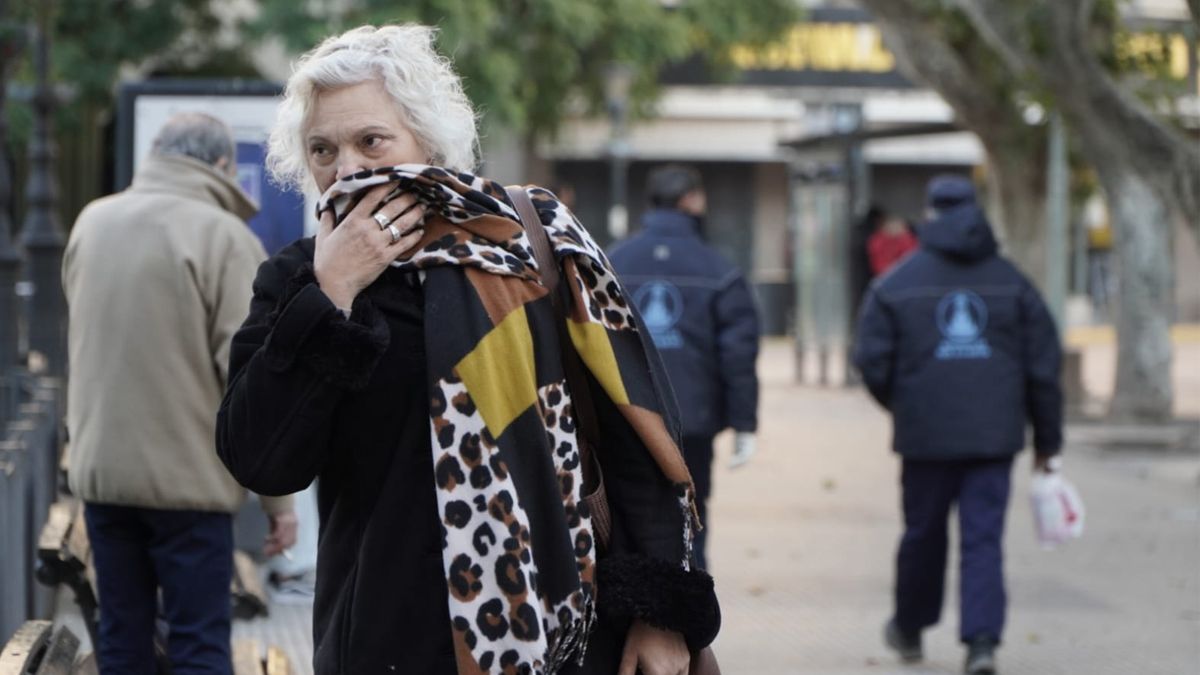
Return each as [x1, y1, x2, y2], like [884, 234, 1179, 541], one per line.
[633, 281, 684, 349]
[937, 290, 988, 342]
[935, 290, 992, 360]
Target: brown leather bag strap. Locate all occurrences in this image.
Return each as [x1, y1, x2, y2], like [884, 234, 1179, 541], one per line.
[507, 186, 561, 309]
[505, 186, 602, 456]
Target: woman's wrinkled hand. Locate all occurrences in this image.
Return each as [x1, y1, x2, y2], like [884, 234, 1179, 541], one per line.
[313, 183, 426, 310]
[619, 620, 690, 675]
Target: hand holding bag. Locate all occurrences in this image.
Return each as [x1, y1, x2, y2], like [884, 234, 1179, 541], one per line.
[506, 186, 719, 675]
[1029, 463, 1085, 549]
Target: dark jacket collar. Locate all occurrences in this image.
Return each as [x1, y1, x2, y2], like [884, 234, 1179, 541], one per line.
[641, 208, 700, 238]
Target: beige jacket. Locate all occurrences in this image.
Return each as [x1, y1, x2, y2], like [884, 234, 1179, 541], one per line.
[64, 154, 292, 515]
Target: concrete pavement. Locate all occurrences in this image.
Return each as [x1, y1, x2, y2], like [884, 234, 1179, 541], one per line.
[97, 336, 1200, 674]
[706, 338, 1200, 674]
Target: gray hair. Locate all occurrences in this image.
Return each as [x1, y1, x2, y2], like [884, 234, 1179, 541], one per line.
[151, 112, 236, 167]
[267, 24, 479, 193]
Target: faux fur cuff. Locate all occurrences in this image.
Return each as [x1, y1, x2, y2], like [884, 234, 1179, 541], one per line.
[263, 264, 390, 391]
[596, 553, 721, 650]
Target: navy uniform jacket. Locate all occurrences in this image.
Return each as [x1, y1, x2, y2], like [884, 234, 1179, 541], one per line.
[852, 205, 1063, 460]
[608, 209, 760, 439]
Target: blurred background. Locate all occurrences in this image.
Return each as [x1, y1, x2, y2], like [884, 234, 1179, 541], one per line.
[0, 0, 1197, 673]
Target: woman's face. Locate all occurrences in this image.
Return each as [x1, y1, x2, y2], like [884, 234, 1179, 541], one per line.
[304, 79, 427, 193]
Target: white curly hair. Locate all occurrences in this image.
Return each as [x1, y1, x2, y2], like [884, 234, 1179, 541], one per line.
[267, 24, 479, 193]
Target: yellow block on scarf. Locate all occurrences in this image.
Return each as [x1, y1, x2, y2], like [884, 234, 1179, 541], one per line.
[455, 306, 538, 439]
[566, 319, 630, 406]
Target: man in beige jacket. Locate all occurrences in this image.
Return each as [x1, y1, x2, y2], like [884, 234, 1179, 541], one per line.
[63, 112, 296, 675]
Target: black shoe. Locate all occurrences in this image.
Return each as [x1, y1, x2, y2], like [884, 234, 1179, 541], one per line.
[883, 619, 923, 662]
[964, 637, 997, 674]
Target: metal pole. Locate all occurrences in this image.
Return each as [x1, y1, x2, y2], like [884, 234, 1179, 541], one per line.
[843, 131, 867, 387]
[608, 143, 628, 241]
[1072, 203, 1088, 296]
[20, 3, 66, 376]
[0, 0, 23, 372]
[1044, 112, 1069, 330]
[604, 63, 632, 243]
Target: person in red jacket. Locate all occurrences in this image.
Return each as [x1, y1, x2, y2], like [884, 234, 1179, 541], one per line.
[867, 214, 919, 277]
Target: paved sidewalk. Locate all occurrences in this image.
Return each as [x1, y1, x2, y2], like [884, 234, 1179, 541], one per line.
[706, 339, 1200, 674]
[63, 339, 1197, 674]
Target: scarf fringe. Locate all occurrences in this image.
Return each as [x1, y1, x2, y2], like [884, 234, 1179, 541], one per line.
[544, 597, 597, 674]
[679, 495, 696, 572]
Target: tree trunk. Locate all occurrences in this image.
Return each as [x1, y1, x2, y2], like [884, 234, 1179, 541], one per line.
[959, 0, 1200, 242]
[858, 0, 1050, 288]
[957, 0, 1192, 421]
[985, 144, 1049, 289]
[1108, 168, 1175, 421]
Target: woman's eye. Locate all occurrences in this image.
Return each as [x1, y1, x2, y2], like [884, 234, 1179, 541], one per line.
[310, 145, 329, 157]
[363, 135, 384, 149]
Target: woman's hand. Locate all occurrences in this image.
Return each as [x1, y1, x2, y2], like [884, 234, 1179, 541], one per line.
[619, 620, 690, 675]
[314, 184, 426, 310]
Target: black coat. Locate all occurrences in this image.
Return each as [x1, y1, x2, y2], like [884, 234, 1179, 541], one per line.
[608, 209, 760, 439]
[852, 205, 1063, 461]
[217, 239, 719, 674]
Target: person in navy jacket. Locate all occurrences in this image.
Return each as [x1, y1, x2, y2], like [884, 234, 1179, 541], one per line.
[608, 164, 761, 571]
[853, 175, 1063, 675]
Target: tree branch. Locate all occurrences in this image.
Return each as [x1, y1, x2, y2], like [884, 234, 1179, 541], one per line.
[958, 0, 1200, 238]
[858, 0, 1032, 150]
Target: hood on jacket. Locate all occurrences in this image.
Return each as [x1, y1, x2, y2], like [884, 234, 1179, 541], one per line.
[919, 204, 998, 262]
[925, 174, 977, 211]
[131, 154, 258, 221]
[641, 208, 701, 237]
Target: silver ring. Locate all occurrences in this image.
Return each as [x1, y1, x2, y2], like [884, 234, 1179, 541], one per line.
[373, 212, 391, 230]
[387, 224, 401, 244]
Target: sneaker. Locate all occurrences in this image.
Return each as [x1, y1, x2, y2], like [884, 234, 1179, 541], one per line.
[964, 636, 997, 675]
[883, 619, 923, 662]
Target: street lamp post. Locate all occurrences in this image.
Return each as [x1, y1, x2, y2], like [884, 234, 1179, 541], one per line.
[20, 1, 66, 376]
[604, 63, 634, 242]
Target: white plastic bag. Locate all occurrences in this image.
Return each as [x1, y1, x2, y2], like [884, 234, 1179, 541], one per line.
[1029, 470, 1085, 549]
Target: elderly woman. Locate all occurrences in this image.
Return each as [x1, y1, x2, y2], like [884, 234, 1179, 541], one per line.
[217, 25, 719, 675]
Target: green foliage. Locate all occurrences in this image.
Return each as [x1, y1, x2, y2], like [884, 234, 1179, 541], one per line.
[4, 0, 244, 136]
[3, 0, 796, 141]
[900, 0, 1045, 153]
[251, 0, 799, 136]
[10, 0, 231, 105]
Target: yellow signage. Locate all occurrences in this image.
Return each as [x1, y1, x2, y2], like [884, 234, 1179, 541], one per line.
[731, 23, 1196, 84]
[1119, 32, 1196, 81]
[729, 22, 896, 73]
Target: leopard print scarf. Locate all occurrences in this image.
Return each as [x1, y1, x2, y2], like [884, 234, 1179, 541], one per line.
[317, 165, 699, 675]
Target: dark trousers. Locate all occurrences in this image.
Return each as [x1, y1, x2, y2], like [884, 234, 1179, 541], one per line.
[681, 435, 715, 570]
[894, 457, 1012, 644]
[85, 503, 234, 675]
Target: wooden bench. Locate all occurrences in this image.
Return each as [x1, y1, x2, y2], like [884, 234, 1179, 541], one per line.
[36, 500, 269, 639]
[35, 503, 96, 648]
[231, 640, 291, 675]
[2, 624, 290, 675]
[0, 621, 84, 675]
[231, 551, 270, 620]
[27, 500, 282, 674]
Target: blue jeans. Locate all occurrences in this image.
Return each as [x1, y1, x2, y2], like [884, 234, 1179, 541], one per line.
[85, 503, 233, 675]
[894, 457, 1012, 644]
